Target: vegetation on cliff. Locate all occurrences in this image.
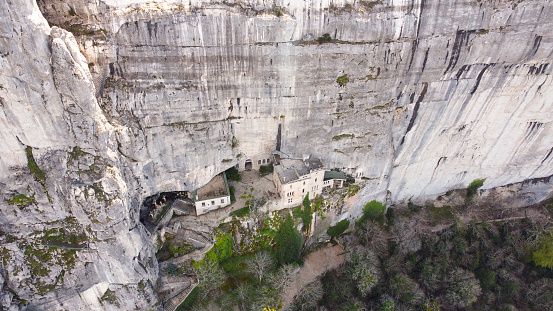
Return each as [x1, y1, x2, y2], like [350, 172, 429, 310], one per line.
[300, 199, 553, 311]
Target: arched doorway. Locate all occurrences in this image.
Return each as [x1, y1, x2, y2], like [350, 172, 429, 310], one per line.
[245, 159, 253, 171]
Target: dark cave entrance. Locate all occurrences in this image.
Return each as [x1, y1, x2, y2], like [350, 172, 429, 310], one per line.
[139, 191, 192, 232]
[245, 159, 253, 171]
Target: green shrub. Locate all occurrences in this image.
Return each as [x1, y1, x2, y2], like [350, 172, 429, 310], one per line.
[327, 219, 350, 238]
[317, 33, 332, 44]
[332, 134, 354, 141]
[226, 167, 241, 181]
[215, 233, 233, 262]
[356, 200, 385, 225]
[377, 300, 394, 311]
[6, 193, 36, 208]
[533, 235, 553, 269]
[476, 268, 496, 290]
[259, 164, 273, 175]
[336, 74, 349, 87]
[274, 7, 285, 16]
[347, 185, 360, 196]
[230, 206, 250, 218]
[26, 146, 46, 185]
[467, 178, 485, 198]
[168, 241, 195, 257]
[165, 262, 180, 276]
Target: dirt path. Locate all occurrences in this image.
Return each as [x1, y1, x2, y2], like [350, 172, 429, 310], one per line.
[281, 244, 348, 310]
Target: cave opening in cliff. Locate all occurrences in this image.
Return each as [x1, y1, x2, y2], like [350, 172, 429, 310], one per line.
[139, 191, 192, 231]
[245, 159, 253, 171]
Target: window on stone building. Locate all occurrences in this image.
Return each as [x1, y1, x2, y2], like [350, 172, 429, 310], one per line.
[211, 200, 215, 205]
[262, 159, 266, 164]
[202, 202, 206, 207]
[221, 199, 225, 203]
[258, 160, 261, 164]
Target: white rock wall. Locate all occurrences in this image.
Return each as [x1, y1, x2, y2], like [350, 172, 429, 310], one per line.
[70, 0, 553, 206]
[0, 1, 158, 310]
[0, 0, 552, 308]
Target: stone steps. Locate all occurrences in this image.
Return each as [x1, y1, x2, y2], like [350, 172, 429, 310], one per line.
[163, 280, 198, 311]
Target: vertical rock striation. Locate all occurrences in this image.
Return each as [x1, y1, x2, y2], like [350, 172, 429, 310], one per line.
[1, 0, 157, 309]
[0, 0, 552, 309]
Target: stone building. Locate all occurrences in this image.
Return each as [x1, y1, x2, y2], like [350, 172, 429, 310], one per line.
[323, 171, 346, 189]
[273, 156, 325, 208]
[238, 154, 273, 171]
[193, 172, 231, 215]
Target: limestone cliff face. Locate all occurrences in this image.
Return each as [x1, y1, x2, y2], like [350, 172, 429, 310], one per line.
[39, 0, 553, 202]
[0, 1, 157, 310]
[0, 0, 552, 309]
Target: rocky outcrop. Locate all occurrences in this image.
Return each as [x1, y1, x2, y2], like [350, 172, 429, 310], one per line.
[0, 0, 552, 309]
[0, 0, 157, 310]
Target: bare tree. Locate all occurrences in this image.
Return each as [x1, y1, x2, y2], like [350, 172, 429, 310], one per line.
[392, 220, 422, 255]
[292, 279, 323, 311]
[267, 264, 297, 292]
[355, 221, 388, 256]
[526, 278, 553, 311]
[444, 268, 481, 308]
[234, 283, 252, 311]
[349, 248, 380, 296]
[246, 251, 274, 282]
[195, 260, 225, 300]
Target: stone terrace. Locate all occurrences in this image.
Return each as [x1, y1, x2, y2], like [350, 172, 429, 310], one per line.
[195, 174, 227, 200]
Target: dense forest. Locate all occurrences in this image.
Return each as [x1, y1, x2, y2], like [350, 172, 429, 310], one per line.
[314, 199, 553, 311]
[179, 184, 553, 311]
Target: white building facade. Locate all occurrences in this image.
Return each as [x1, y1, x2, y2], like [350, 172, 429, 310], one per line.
[273, 157, 325, 208]
[194, 173, 231, 215]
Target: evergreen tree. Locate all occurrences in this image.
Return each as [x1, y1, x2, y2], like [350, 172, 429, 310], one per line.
[274, 214, 303, 265]
[302, 194, 313, 230]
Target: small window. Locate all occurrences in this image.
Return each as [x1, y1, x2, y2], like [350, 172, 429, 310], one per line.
[262, 159, 266, 164]
[221, 199, 225, 203]
[202, 202, 206, 207]
[267, 158, 270, 163]
[258, 160, 261, 164]
[315, 178, 317, 182]
[211, 200, 215, 205]
[303, 181, 305, 185]
[303, 189, 305, 193]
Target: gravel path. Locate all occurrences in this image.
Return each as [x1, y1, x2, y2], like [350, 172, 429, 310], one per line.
[281, 243, 348, 310]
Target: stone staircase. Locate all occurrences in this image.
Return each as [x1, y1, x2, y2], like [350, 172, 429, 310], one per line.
[162, 279, 198, 311]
